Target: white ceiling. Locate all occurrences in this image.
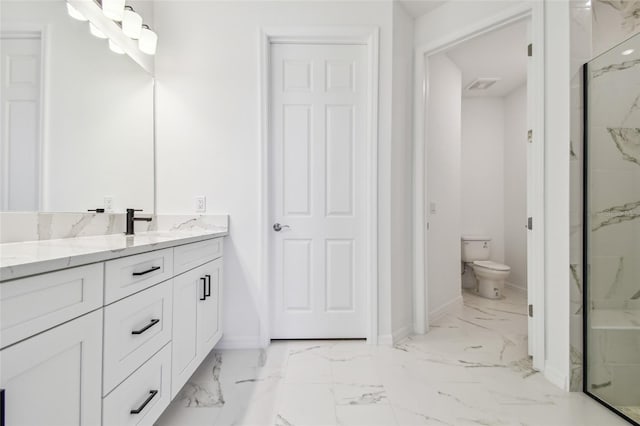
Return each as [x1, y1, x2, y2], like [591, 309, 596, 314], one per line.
[398, 0, 446, 18]
[445, 20, 528, 98]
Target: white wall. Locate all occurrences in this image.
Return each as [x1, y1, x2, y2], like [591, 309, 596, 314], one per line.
[0, 1, 154, 213]
[415, 0, 573, 389]
[461, 97, 505, 263]
[389, 2, 415, 341]
[154, 1, 397, 346]
[426, 53, 462, 316]
[544, 0, 572, 389]
[504, 85, 528, 289]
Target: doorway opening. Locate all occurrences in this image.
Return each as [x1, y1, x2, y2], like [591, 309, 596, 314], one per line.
[413, 4, 545, 372]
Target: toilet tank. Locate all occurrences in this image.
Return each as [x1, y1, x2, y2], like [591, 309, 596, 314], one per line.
[461, 236, 491, 262]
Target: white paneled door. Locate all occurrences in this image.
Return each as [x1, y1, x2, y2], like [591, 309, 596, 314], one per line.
[269, 43, 367, 339]
[0, 34, 42, 211]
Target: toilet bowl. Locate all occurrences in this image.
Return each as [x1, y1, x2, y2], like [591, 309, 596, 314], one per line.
[471, 260, 511, 299]
[461, 236, 511, 299]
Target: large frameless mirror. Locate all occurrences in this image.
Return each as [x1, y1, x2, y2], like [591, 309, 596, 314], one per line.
[0, 0, 154, 213]
[584, 31, 640, 425]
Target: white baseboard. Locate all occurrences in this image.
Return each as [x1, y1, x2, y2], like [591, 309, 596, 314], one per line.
[216, 335, 262, 350]
[391, 325, 411, 345]
[377, 334, 393, 346]
[506, 282, 527, 293]
[429, 296, 463, 323]
[544, 364, 569, 391]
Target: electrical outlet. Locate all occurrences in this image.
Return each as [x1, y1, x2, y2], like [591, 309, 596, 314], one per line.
[195, 196, 206, 213]
[104, 196, 114, 212]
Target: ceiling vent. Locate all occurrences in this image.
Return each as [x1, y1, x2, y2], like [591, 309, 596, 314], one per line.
[466, 78, 500, 91]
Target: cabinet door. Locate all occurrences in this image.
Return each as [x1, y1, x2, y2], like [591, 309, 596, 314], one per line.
[170, 267, 200, 399]
[0, 310, 102, 426]
[197, 258, 223, 361]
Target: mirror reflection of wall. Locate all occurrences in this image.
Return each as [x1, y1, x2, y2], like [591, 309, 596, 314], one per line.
[0, 0, 154, 213]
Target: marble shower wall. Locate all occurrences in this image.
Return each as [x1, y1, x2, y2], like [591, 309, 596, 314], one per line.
[569, 0, 640, 392]
[0, 212, 229, 243]
[569, 0, 592, 392]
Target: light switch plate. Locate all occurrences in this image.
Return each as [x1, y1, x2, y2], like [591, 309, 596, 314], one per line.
[430, 202, 437, 214]
[195, 196, 206, 213]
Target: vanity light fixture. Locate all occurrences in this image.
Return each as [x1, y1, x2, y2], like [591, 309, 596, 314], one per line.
[108, 39, 126, 55]
[101, 0, 125, 22]
[122, 6, 142, 39]
[138, 24, 158, 55]
[89, 22, 108, 39]
[66, 2, 88, 21]
[621, 48, 635, 56]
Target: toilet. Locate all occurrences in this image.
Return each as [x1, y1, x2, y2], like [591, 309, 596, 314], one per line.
[461, 236, 511, 299]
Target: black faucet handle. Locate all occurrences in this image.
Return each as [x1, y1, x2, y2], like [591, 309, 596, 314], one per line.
[88, 208, 105, 213]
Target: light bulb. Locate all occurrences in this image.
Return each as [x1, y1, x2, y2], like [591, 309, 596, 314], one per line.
[109, 39, 125, 55]
[621, 49, 635, 56]
[122, 6, 143, 39]
[66, 2, 87, 21]
[89, 22, 108, 39]
[102, 0, 125, 22]
[138, 25, 157, 55]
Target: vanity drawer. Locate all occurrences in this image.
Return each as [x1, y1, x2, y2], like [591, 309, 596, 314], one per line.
[0, 263, 103, 349]
[105, 248, 173, 304]
[103, 279, 173, 395]
[174, 237, 223, 276]
[103, 343, 172, 426]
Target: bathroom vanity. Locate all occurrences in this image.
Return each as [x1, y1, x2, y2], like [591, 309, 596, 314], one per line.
[0, 229, 227, 425]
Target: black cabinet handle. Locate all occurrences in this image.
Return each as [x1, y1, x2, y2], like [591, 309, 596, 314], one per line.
[200, 277, 207, 301]
[131, 319, 160, 335]
[205, 274, 211, 297]
[132, 266, 161, 276]
[130, 390, 158, 414]
[1, 389, 5, 426]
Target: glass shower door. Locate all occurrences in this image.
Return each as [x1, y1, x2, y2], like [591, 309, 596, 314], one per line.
[584, 32, 640, 425]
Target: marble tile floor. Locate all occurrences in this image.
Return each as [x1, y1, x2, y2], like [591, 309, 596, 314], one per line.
[156, 288, 628, 426]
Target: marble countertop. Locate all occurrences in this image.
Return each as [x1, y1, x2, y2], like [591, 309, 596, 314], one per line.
[0, 228, 228, 282]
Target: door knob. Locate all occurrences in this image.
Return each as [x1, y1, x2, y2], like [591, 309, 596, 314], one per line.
[273, 223, 290, 232]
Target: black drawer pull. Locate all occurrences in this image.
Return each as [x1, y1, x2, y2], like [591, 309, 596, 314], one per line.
[131, 319, 160, 335]
[200, 277, 207, 301]
[132, 266, 160, 276]
[205, 274, 211, 297]
[130, 390, 158, 414]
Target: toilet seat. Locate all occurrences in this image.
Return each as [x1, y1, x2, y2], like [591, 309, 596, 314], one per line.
[472, 260, 510, 272]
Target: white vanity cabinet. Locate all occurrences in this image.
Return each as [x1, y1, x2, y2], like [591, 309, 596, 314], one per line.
[0, 235, 225, 426]
[0, 310, 103, 426]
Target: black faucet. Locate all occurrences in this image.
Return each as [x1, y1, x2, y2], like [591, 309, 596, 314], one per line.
[126, 209, 152, 235]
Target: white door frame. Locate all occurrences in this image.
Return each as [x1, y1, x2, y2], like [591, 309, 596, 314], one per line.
[258, 27, 380, 346]
[412, 2, 546, 372]
[0, 24, 48, 211]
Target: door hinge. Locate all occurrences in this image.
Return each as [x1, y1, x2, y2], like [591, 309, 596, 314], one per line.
[528, 129, 533, 143]
[528, 43, 532, 57]
[529, 304, 533, 317]
[527, 217, 533, 230]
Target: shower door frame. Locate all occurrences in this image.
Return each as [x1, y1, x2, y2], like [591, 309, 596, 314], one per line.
[581, 61, 640, 426]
